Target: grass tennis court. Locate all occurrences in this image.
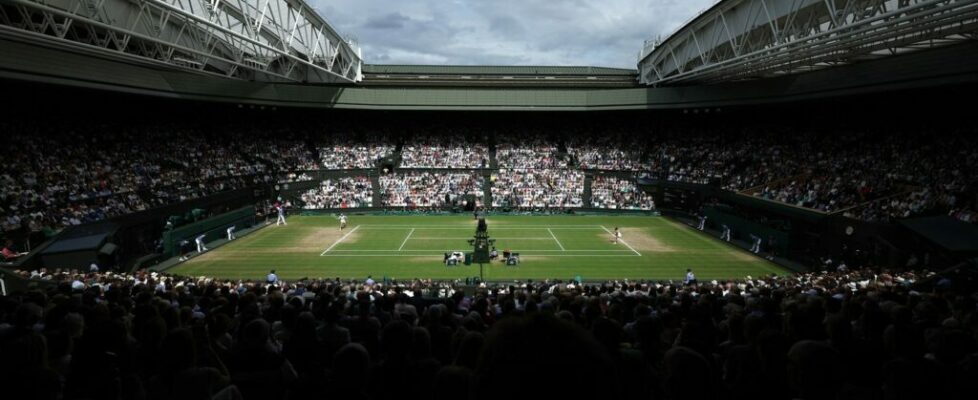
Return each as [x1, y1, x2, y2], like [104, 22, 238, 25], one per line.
[169, 215, 788, 281]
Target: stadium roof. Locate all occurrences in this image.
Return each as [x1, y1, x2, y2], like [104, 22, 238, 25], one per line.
[4, 32, 977, 110]
[639, 0, 978, 86]
[0, 0, 363, 83]
[360, 64, 639, 88]
[2, 0, 978, 109]
[362, 65, 638, 76]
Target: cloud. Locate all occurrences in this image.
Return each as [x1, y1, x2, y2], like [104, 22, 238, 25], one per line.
[488, 16, 525, 38]
[310, 0, 716, 68]
[362, 13, 411, 30]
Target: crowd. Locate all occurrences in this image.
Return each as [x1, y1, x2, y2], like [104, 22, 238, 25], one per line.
[645, 131, 806, 191]
[0, 123, 282, 237]
[644, 129, 977, 221]
[567, 135, 644, 170]
[239, 137, 316, 177]
[318, 137, 395, 170]
[495, 134, 567, 169]
[491, 169, 584, 209]
[400, 138, 489, 169]
[4, 263, 977, 399]
[380, 172, 485, 207]
[590, 176, 656, 210]
[278, 172, 313, 183]
[2, 121, 975, 242]
[301, 177, 373, 209]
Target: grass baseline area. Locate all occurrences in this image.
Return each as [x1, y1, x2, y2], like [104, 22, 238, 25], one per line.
[169, 215, 788, 281]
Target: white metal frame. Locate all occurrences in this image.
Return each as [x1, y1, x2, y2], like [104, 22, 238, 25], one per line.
[0, 0, 362, 83]
[639, 0, 978, 86]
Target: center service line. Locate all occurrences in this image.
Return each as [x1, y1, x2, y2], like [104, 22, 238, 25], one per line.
[547, 228, 566, 251]
[398, 228, 416, 251]
[321, 225, 361, 256]
[601, 225, 642, 256]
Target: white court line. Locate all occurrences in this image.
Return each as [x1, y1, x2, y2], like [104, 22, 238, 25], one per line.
[408, 237, 557, 240]
[326, 249, 635, 252]
[359, 224, 604, 227]
[356, 227, 605, 230]
[601, 225, 642, 256]
[397, 228, 415, 251]
[547, 228, 566, 251]
[321, 255, 637, 257]
[320, 225, 361, 256]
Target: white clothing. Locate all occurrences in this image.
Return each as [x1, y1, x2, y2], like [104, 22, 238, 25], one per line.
[195, 235, 207, 252]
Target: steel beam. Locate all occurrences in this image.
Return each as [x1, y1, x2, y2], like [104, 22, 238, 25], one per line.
[0, 0, 362, 83]
[640, 0, 978, 86]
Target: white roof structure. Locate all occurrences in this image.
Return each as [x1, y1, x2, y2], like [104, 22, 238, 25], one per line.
[639, 0, 978, 86]
[0, 0, 362, 83]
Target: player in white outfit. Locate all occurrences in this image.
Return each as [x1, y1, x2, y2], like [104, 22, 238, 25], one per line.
[227, 226, 236, 240]
[612, 227, 622, 244]
[339, 214, 348, 230]
[195, 234, 208, 253]
[276, 204, 287, 226]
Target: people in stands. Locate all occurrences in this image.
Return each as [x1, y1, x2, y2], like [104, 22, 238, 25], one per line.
[380, 172, 483, 207]
[3, 261, 973, 400]
[1, 239, 27, 260]
[1, 121, 975, 234]
[301, 177, 373, 209]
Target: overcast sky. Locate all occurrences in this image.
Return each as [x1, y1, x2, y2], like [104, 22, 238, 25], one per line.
[310, 0, 717, 69]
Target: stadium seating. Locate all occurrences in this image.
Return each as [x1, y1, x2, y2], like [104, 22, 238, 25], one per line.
[3, 265, 974, 400]
[590, 176, 655, 210]
[2, 121, 976, 240]
[380, 171, 484, 207]
[301, 176, 373, 208]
